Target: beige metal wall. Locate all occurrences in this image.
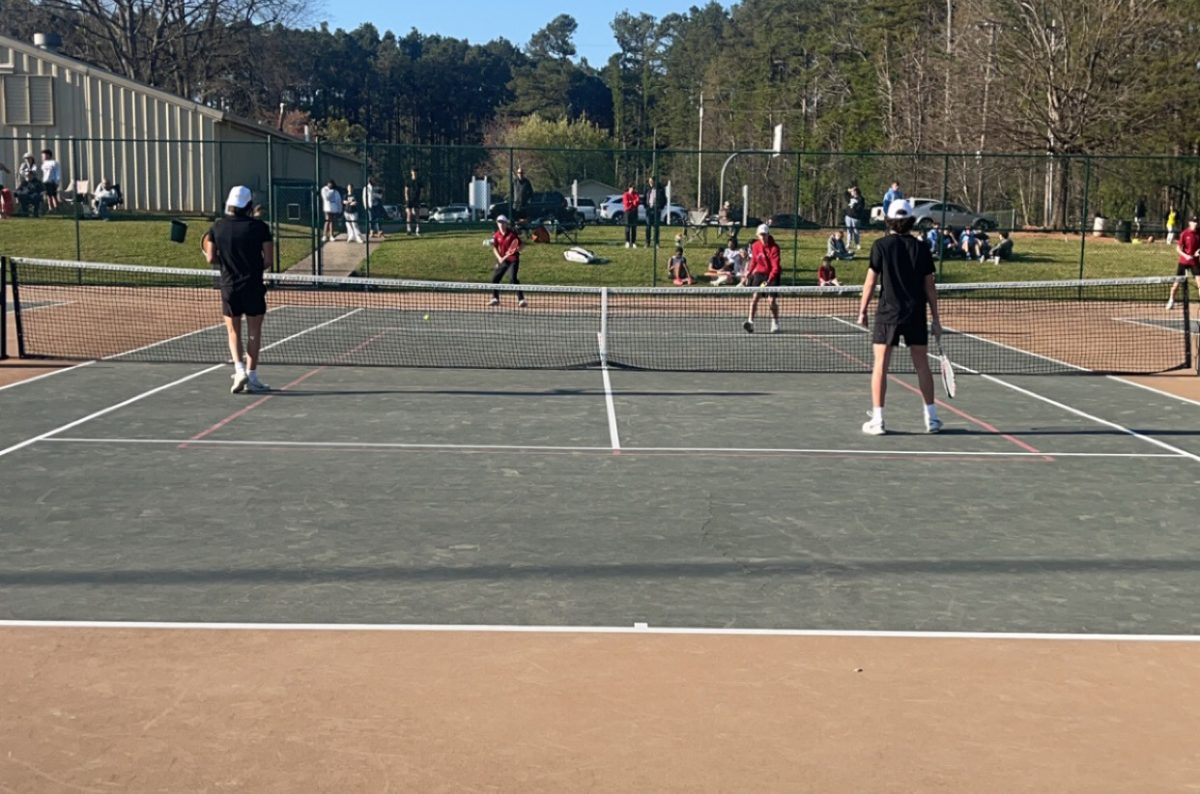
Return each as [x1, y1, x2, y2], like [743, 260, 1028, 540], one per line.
[2, 37, 359, 215]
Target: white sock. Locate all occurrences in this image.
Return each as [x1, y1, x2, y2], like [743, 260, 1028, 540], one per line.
[234, 362, 246, 375]
[872, 407, 884, 423]
[925, 403, 938, 420]
[247, 369, 259, 382]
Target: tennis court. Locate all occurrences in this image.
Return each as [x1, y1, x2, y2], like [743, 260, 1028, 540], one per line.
[2, 258, 1199, 791]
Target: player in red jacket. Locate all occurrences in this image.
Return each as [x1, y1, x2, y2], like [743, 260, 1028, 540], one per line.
[743, 223, 782, 333]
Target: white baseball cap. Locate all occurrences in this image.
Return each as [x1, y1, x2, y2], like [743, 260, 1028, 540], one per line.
[226, 186, 252, 209]
[756, 223, 770, 236]
[496, 214, 509, 224]
[886, 198, 913, 219]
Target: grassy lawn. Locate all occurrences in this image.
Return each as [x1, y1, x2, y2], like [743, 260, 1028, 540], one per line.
[2, 213, 1182, 286]
[0, 214, 315, 270]
[358, 222, 1184, 286]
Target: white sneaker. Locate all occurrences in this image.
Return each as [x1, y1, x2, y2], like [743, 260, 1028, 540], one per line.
[770, 321, 780, 333]
[1166, 297, 1175, 310]
[230, 372, 248, 394]
[861, 417, 886, 436]
[925, 416, 943, 434]
[742, 320, 754, 334]
[488, 297, 500, 306]
[246, 378, 271, 394]
[625, 242, 631, 249]
[518, 299, 528, 308]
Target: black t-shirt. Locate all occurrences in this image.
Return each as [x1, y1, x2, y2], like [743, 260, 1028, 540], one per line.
[405, 178, 422, 205]
[869, 232, 935, 323]
[209, 215, 272, 291]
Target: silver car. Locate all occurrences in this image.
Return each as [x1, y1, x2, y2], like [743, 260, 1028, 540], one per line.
[871, 198, 998, 231]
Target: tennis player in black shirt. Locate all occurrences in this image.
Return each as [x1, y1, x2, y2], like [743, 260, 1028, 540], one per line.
[856, 198, 942, 435]
[203, 186, 274, 394]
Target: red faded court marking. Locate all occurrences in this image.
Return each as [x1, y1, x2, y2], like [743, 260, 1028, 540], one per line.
[804, 332, 1053, 461]
[180, 332, 389, 447]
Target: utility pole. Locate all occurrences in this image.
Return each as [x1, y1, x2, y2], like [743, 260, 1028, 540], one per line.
[976, 21, 999, 210]
[696, 92, 704, 210]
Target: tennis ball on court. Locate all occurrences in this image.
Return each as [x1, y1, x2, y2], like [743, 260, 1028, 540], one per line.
[423, 313, 431, 321]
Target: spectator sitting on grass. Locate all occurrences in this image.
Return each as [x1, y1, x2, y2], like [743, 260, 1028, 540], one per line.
[826, 230, 855, 260]
[818, 256, 841, 287]
[704, 246, 731, 282]
[668, 245, 693, 285]
[92, 178, 119, 219]
[988, 231, 1013, 264]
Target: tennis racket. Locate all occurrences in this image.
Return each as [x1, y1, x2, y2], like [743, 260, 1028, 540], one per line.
[936, 337, 957, 399]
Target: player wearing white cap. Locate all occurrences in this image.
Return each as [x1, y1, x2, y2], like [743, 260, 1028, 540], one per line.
[203, 186, 274, 393]
[857, 198, 942, 435]
[742, 223, 782, 333]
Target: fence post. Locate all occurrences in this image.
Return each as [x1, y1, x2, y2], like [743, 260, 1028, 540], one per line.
[266, 135, 277, 272]
[1078, 155, 1091, 282]
[314, 139, 322, 276]
[361, 142, 370, 278]
[939, 154, 950, 278]
[1, 256, 7, 360]
[72, 136, 82, 262]
[791, 152, 802, 283]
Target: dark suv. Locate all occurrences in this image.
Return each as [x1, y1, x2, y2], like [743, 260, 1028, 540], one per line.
[488, 191, 574, 224]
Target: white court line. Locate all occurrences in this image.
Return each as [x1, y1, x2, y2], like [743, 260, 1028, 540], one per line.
[42, 437, 1178, 459]
[0, 619, 1196, 643]
[0, 359, 95, 392]
[1111, 316, 1185, 334]
[980, 374, 1200, 463]
[1108, 375, 1200, 408]
[0, 309, 364, 460]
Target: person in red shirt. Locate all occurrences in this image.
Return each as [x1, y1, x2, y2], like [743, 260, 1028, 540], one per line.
[622, 185, 641, 248]
[743, 223, 782, 333]
[1167, 215, 1199, 310]
[817, 256, 841, 286]
[488, 215, 526, 307]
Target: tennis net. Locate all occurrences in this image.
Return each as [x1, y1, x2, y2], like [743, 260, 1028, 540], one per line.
[5, 256, 1193, 375]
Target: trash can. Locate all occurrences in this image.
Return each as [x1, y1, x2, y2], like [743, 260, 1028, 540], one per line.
[1092, 215, 1107, 237]
[1115, 219, 1131, 243]
[169, 219, 188, 244]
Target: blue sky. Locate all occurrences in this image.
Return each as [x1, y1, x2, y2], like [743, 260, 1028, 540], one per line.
[318, 1, 732, 67]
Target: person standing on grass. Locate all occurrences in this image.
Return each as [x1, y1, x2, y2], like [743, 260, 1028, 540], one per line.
[622, 184, 641, 248]
[1166, 206, 1178, 245]
[882, 181, 903, 212]
[405, 167, 423, 236]
[743, 223, 782, 334]
[644, 175, 664, 247]
[845, 185, 865, 250]
[488, 215, 527, 308]
[320, 180, 342, 242]
[513, 167, 533, 223]
[203, 186, 274, 395]
[1167, 215, 1199, 310]
[40, 149, 60, 212]
[364, 177, 386, 240]
[857, 198, 942, 436]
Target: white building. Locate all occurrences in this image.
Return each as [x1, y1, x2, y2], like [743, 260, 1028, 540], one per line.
[0, 33, 358, 213]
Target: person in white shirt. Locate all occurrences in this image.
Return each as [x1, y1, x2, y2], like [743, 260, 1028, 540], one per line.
[40, 149, 61, 211]
[92, 178, 119, 219]
[320, 180, 342, 242]
[363, 177, 386, 239]
[343, 184, 365, 243]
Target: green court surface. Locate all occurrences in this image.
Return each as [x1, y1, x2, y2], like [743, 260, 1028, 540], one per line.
[1, 358, 1197, 635]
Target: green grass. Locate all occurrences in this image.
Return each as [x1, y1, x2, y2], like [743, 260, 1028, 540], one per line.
[0, 214, 315, 270]
[2, 214, 1182, 286]
[359, 222, 1185, 286]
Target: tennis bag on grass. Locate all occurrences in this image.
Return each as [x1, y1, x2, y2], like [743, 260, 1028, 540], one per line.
[563, 246, 607, 264]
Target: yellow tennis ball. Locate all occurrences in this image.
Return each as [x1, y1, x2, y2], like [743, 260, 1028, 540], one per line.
[423, 313, 431, 321]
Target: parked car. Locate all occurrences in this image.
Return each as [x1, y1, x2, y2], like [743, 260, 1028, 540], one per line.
[488, 190, 571, 224]
[569, 197, 598, 223]
[598, 194, 687, 224]
[869, 198, 997, 231]
[767, 213, 820, 230]
[383, 204, 428, 221]
[429, 203, 475, 223]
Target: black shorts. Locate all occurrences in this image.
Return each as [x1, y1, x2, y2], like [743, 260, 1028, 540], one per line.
[43, 181, 58, 198]
[872, 318, 928, 347]
[325, 211, 342, 223]
[747, 272, 780, 288]
[1176, 264, 1197, 277]
[221, 286, 267, 317]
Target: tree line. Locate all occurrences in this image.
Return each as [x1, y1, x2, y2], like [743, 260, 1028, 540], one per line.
[3, 0, 1197, 157]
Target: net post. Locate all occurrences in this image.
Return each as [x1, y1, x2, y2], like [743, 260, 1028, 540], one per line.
[1, 256, 7, 360]
[597, 287, 608, 367]
[1184, 274, 1194, 374]
[8, 258, 26, 359]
